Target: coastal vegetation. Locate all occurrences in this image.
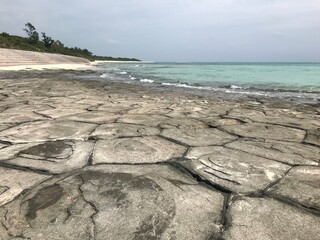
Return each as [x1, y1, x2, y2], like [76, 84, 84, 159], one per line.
[0, 22, 139, 61]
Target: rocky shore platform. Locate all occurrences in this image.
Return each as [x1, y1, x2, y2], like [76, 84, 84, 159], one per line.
[0, 71, 319, 240]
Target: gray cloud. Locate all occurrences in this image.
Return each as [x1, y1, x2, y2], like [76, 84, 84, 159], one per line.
[1, 0, 319, 61]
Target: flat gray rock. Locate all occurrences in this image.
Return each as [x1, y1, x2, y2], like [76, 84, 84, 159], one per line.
[93, 136, 186, 164]
[127, 103, 172, 115]
[0, 111, 48, 124]
[35, 108, 88, 119]
[161, 127, 237, 146]
[0, 120, 97, 143]
[165, 103, 231, 118]
[0, 167, 49, 206]
[0, 165, 224, 240]
[90, 123, 160, 139]
[183, 146, 290, 193]
[221, 122, 306, 142]
[223, 197, 320, 240]
[5, 141, 94, 174]
[228, 107, 320, 130]
[62, 111, 120, 124]
[118, 114, 170, 127]
[268, 166, 320, 210]
[159, 118, 208, 129]
[226, 139, 320, 166]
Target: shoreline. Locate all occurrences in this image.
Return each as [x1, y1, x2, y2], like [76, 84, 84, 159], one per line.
[2, 67, 318, 105]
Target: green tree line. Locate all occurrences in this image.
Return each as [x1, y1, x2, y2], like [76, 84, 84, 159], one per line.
[0, 22, 140, 62]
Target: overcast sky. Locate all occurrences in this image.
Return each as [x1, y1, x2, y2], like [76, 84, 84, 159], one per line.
[1, 0, 320, 62]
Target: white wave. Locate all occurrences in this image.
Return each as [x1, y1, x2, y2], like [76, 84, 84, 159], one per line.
[130, 77, 136, 80]
[161, 82, 211, 90]
[100, 73, 108, 78]
[140, 79, 154, 83]
[119, 71, 127, 75]
[230, 85, 242, 89]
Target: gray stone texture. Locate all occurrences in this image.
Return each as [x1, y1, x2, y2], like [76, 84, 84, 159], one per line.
[268, 166, 320, 210]
[223, 197, 320, 240]
[93, 136, 186, 164]
[0, 165, 224, 240]
[184, 146, 290, 193]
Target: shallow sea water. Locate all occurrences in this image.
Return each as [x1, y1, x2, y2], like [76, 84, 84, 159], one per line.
[97, 62, 320, 99]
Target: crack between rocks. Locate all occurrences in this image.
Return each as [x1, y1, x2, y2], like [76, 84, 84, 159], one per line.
[87, 141, 96, 166]
[32, 111, 52, 119]
[167, 161, 233, 194]
[0, 161, 53, 176]
[269, 195, 320, 217]
[78, 175, 98, 240]
[203, 170, 241, 186]
[157, 134, 190, 148]
[215, 193, 233, 239]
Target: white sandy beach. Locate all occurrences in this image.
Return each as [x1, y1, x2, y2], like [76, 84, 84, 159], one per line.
[0, 48, 93, 71]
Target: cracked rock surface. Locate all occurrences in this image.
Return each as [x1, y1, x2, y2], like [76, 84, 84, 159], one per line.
[0, 73, 319, 239]
[0, 165, 224, 240]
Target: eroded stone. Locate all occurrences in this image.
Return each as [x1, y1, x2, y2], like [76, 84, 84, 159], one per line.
[184, 146, 290, 193]
[0, 167, 49, 206]
[0, 165, 224, 240]
[35, 108, 88, 119]
[90, 123, 160, 139]
[268, 166, 320, 211]
[226, 139, 320, 166]
[62, 111, 120, 124]
[6, 141, 94, 174]
[221, 122, 306, 142]
[118, 114, 170, 127]
[223, 197, 320, 240]
[0, 120, 97, 143]
[161, 127, 237, 146]
[93, 136, 186, 164]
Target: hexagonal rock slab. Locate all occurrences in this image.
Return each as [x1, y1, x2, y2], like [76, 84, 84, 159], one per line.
[226, 139, 320, 166]
[35, 108, 88, 119]
[158, 118, 208, 129]
[90, 123, 160, 140]
[161, 127, 237, 147]
[267, 166, 320, 211]
[62, 112, 120, 124]
[183, 146, 290, 194]
[0, 165, 225, 240]
[93, 136, 186, 164]
[4, 141, 94, 174]
[0, 120, 97, 143]
[117, 114, 170, 127]
[0, 167, 49, 206]
[223, 197, 320, 240]
[220, 122, 306, 142]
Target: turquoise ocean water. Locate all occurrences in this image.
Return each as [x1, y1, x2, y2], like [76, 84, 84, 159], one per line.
[97, 62, 320, 98]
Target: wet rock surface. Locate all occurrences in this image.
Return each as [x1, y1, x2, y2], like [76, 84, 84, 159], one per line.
[0, 75, 319, 239]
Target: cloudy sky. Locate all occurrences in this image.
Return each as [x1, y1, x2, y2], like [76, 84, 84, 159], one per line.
[1, 0, 320, 62]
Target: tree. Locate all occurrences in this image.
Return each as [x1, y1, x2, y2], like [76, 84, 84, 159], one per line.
[41, 32, 54, 48]
[23, 22, 39, 44]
